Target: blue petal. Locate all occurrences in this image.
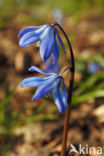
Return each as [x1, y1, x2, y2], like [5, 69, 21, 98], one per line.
[18, 26, 39, 38]
[40, 26, 51, 39]
[21, 77, 46, 87]
[40, 27, 54, 62]
[52, 78, 67, 113]
[57, 32, 66, 53]
[62, 77, 68, 98]
[28, 66, 53, 75]
[32, 76, 58, 100]
[18, 24, 48, 38]
[52, 36, 60, 64]
[19, 32, 39, 47]
[19, 25, 49, 47]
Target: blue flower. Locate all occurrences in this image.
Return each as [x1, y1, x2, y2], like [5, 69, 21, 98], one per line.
[18, 24, 66, 64]
[88, 62, 102, 74]
[21, 66, 67, 113]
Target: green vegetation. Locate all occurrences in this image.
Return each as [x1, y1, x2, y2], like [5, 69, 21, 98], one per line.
[0, 0, 104, 27]
[72, 53, 104, 105]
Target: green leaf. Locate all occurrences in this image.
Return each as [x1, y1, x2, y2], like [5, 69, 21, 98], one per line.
[74, 72, 104, 97]
[72, 90, 104, 106]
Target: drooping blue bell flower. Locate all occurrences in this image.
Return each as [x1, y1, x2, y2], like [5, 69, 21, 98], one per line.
[21, 66, 67, 113]
[18, 24, 66, 64]
[88, 62, 102, 74]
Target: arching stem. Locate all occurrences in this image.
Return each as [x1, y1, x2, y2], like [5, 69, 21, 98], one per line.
[53, 22, 75, 156]
[59, 66, 71, 76]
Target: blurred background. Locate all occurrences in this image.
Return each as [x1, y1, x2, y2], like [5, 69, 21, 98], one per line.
[0, 0, 104, 155]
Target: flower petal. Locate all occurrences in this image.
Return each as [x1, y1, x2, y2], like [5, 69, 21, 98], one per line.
[40, 25, 51, 39]
[32, 76, 58, 100]
[40, 27, 54, 62]
[19, 31, 39, 47]
[28, 66, 53, 75]
[52, 78, 67, 113]
[18, 24, 48, 38]
[19, 25, 49, 47]
[18, 26, 39, 38]
[52, 36, 60, 64]
[61, 77, 68, 98]
[57, 33, 66, 53]
[21, 77, 46, 87]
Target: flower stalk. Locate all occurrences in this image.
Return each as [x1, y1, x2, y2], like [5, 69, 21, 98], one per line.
[54, 22, 75, 156]
[59, 66, 71, 76]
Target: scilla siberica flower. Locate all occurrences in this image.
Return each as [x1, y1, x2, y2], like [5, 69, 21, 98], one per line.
[88, 62, 102, 74]
[18, 24, 66, 64]
[21, 66, 67, 113]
